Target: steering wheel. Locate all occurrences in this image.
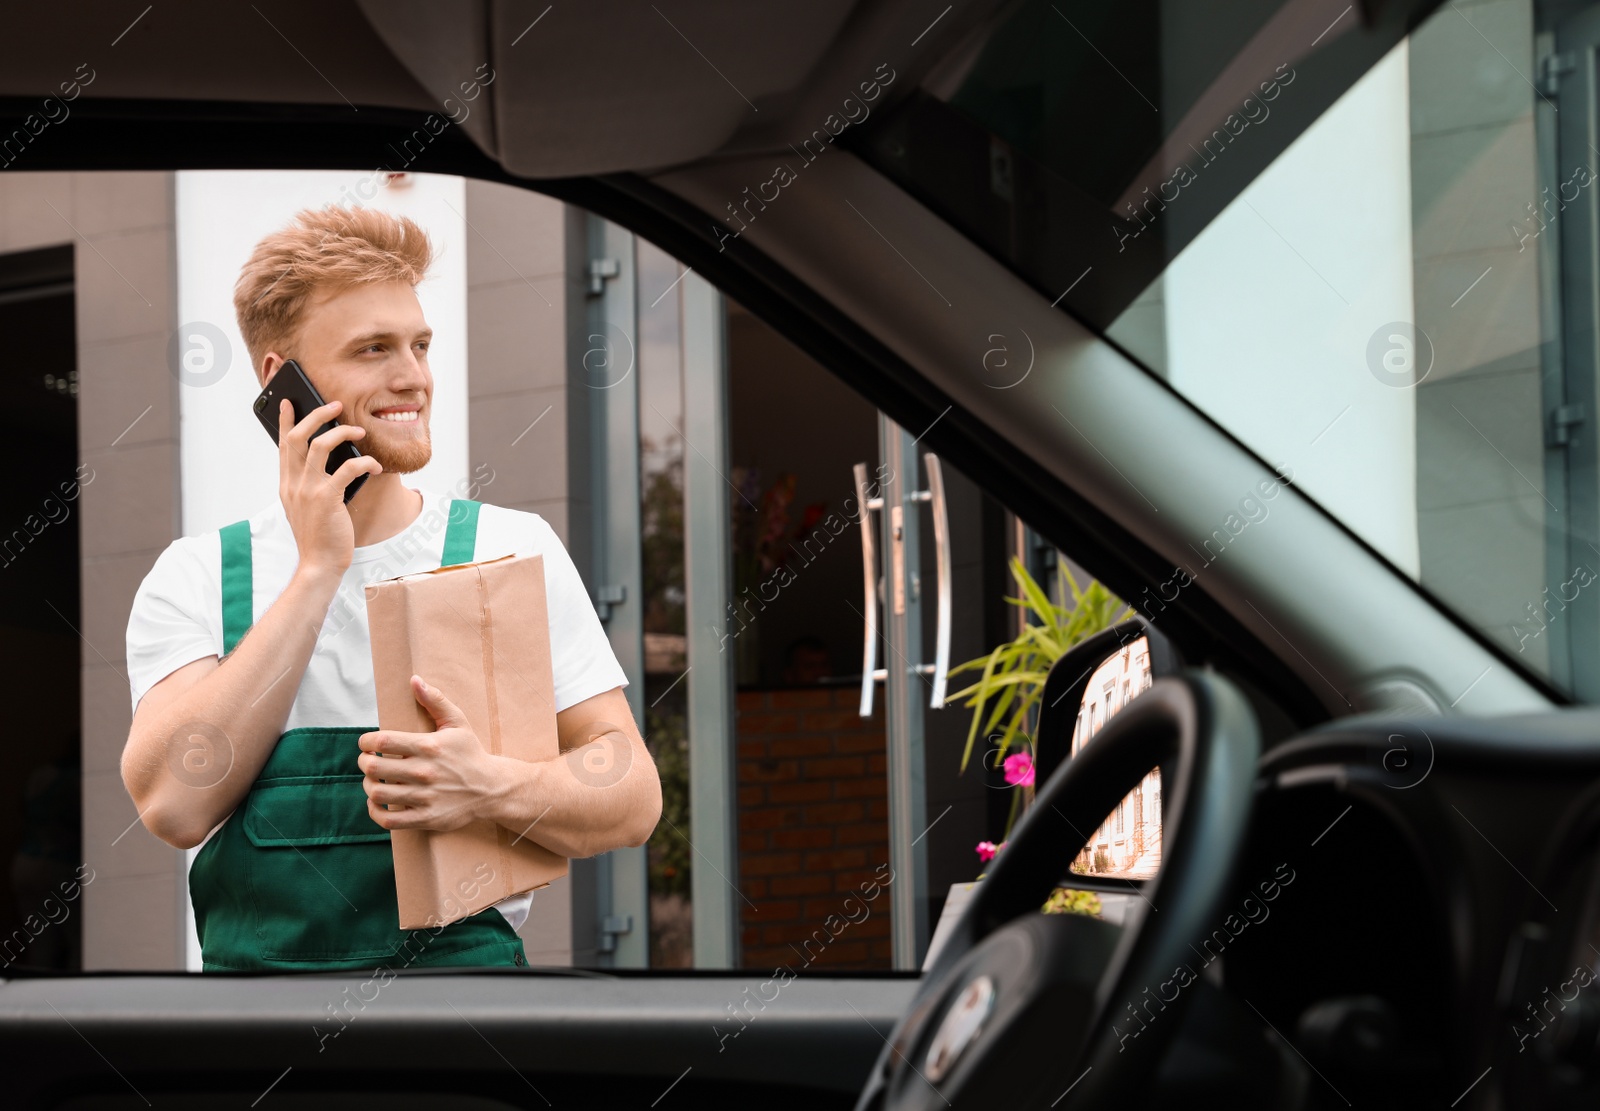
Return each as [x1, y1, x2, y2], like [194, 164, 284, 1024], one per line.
[853, 671, 1261, 1110]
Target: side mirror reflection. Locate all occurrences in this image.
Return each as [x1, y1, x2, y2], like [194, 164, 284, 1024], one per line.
[1067, 635, 1162, 880]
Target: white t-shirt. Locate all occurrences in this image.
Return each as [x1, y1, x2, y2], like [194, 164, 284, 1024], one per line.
[124, 485, 629, 931]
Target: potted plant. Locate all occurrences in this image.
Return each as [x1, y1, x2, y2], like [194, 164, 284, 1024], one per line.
[946, 554, 1130, 915]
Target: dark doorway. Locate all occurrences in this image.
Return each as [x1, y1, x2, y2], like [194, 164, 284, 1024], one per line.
[0, 244, 83, 970]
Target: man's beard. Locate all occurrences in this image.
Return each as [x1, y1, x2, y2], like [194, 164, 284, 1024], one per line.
[357, 415, 432, 474]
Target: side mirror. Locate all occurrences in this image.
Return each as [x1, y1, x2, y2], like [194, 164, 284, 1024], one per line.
[1034, 618, 1183, 880]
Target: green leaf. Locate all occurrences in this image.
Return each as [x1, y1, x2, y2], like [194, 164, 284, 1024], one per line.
[1012, 557, 1055, 625]
[980, 682, 1017, 741]
[953, 548, 1130, 810]
[959, 642, 1005, 774]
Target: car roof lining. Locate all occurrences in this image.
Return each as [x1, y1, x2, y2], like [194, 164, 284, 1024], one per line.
[0, 0, 1013, 178]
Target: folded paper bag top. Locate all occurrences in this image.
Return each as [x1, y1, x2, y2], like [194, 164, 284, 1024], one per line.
[365, 552, 568, 930]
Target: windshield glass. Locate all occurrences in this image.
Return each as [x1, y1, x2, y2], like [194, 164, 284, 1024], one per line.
[858, 0, 1598, 699]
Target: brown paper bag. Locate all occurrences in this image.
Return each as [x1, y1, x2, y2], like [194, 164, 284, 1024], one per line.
[365, 552, 568, 930]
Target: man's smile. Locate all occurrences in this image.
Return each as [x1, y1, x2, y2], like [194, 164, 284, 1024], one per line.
[373, 402, 424, 424]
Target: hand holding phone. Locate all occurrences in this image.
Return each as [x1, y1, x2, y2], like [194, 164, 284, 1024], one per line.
[252, 360, 383, 577]
[252, 359, 371, 504]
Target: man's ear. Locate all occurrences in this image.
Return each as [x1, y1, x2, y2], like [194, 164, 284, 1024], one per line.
[259, 352, 285, 388]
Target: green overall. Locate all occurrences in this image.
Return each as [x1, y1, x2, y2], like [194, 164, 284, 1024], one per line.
[189, 498, 529, 972]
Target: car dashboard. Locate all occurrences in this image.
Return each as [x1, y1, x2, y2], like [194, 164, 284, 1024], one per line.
[1167, 706, 1600, 1110]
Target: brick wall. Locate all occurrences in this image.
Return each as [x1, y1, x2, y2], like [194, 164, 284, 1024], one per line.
[736, 687, 893, 970]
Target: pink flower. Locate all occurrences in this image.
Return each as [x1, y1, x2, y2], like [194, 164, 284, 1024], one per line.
[1003, 752, 1035, 787]
[975, 840, 1008, 862]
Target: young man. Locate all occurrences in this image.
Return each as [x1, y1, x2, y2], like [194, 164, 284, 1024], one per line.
[121, 205, 661, 971]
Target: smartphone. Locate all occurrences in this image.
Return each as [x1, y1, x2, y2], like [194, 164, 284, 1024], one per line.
[252, 359, 369, 504]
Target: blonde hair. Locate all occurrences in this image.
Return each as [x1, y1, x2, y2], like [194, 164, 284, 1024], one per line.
[233, 205, 433, 376]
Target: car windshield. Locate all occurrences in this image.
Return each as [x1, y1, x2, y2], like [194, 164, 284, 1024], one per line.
[855, 0, 1599, 701]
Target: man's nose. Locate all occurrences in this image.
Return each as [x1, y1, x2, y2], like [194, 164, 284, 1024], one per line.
[392, 349, 430, 390]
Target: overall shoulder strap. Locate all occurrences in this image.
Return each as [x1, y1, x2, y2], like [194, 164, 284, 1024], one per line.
[440, 499, 481, 567]
[218, 520, 253, 657]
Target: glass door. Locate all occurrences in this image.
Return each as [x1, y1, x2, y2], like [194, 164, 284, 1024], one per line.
[616, 220, 1012, 972]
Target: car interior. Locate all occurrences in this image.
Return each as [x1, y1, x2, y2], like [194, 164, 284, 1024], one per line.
[5, 0, 1600, 1108]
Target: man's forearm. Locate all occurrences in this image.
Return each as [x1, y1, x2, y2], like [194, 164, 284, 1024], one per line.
[485, 735, 662, 859]
[123, 563, 346, 847]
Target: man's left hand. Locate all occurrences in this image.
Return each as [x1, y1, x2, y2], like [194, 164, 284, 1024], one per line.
[357, 675, 507, 831]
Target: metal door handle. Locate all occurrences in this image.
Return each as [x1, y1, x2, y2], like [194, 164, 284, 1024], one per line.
[921, 453, 950, 709]
[856, 455, 951, 715]
[853, 463, 887, 716]
[906, 455, 950, 709]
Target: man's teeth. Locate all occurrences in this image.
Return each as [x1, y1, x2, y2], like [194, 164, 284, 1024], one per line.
[377, 411, 419, 422]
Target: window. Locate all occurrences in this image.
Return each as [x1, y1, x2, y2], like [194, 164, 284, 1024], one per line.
[1104, 4, 1590, 696]
[857, 0, 1590, 700]
[21, 167, 1068, 974]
